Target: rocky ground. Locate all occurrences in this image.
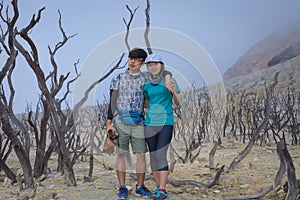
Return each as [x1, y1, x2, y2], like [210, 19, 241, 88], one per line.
[0, 139, 299, 200]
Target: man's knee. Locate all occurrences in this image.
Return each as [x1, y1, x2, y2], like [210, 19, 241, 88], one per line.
[136, 152, 146, 161]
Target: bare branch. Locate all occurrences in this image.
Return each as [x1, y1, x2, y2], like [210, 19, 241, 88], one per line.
[123, 5, 139, 51]
[19, 6, 45, 62]
[72, 53, 125, 118]
[0, 26, 9, 55]
[59, 60, 81, 103]
[144, 0, 152, 54]
[48, 9, 77, 86]
[7, 58, 15, 109]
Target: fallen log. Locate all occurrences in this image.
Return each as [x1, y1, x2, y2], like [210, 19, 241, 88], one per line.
[130, 165, 225, 188]
[223, 185, 273, 200]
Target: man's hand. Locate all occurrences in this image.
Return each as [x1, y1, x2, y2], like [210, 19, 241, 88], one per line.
[106, 120, 117, 138]
[108, 129, 119, 139]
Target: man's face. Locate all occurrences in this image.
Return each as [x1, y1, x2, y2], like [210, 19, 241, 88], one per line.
[128, 57, 144, 72]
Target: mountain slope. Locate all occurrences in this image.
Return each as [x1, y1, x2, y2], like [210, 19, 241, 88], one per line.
[223, 54, 300, 93]
[223, 21, 300, 80]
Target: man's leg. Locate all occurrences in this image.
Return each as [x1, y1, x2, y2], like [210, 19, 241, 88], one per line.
[136, 152, 146, 186]
[114, 122, 131, 186]
[132, 125, 153, 197]
[116, 153, 127, 186]
[131, 124, 148, 186]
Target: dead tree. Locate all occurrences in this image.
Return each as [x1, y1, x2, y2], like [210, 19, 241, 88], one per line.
[242, 91, 264, 143]
[210, 86, 227, 145]
[275, 138, 299, 199]
[0, 129, 16, 183]
[237, 91, 246, 143]
[269, 90, 292, 144]
[227, 72, 279, 172]
[11, 2, 82, 185]
[285, 88, 300, 145]
[25, 99, 57, 178]
[171, 89, 207, 163]
[74, 105, 99, 181]
[0, 0, 35, 189]
[228, 93, 237, 139]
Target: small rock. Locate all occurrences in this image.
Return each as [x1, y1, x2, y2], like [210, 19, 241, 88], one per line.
[3, 177, 13, 187]
[240, 184, 250, 189]
[213, 190, 221, 193]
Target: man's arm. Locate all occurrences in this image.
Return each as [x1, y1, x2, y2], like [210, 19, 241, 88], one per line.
[106, 89, 118, 132]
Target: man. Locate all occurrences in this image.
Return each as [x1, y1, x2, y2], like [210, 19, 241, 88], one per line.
[106, 48, 152, 199]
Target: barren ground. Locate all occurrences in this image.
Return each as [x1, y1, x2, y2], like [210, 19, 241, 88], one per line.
[0, 139, 299, 200]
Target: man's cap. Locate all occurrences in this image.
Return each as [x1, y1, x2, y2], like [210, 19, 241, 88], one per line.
[145, 54, 164, 64]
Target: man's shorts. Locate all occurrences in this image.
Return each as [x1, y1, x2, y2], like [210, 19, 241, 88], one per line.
[114, 121, 148, 154]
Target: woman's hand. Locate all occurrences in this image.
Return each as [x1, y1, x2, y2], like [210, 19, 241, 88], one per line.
[169, 79, 177, 93]
[165, 75, 172, 91]
[169, 79, 180, 105]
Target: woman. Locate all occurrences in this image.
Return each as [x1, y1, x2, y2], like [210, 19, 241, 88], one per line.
[143, 54, 180, 200]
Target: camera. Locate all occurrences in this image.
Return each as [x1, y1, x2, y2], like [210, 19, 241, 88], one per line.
[108, 129, 118, 138]
[108, 129, 115, 136]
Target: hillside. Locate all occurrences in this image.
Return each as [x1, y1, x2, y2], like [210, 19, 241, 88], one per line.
[223, 54, 300, 93]
[223, 20, 300, 80]
[205, 54, 300, 98]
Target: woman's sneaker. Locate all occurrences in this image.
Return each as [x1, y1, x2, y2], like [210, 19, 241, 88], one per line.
[153, 189, 168, 200]
[135, 184, 153, 198]
[118, 186, 128, 199]
[152, 186, 160, 197]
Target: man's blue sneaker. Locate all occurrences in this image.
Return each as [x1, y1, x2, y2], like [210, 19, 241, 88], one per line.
[153, 189, 168, 200]
[135, 184, 153, 198]
[118, 186, 128, 199]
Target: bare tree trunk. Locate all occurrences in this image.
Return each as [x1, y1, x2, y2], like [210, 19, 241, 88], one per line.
[209, 141, 218, 172]
[0, 158, 17, 183]
[0, 102, 34, 188]
[277, 139, 299, 200]
[28, 102, 54, 178]
[274, 139, 287, 188]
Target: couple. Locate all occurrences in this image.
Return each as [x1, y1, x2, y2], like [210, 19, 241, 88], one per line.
[106, 48, 180, 200]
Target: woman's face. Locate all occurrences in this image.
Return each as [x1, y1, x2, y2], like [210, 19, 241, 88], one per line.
[147, 62, 163, 77]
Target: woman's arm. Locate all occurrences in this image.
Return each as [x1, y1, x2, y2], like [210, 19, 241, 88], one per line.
[164, 70, 172, 91]
[172, 91, 181, 106]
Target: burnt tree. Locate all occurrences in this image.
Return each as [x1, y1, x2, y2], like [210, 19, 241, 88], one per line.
[0, 0, 34, 189]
